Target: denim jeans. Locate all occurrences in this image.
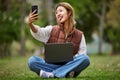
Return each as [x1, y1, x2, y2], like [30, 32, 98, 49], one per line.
[28, 54, 90, 78]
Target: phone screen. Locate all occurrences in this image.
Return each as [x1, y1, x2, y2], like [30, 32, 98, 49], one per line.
[32, 5, 38, 14]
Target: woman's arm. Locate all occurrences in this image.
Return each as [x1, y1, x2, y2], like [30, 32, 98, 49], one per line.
[75, 34, 87, 57]
[28, 10, 39, 33]
[30, 25, 52, 43]
[28, 10, 52, 43]
[29, 23, 38, 33]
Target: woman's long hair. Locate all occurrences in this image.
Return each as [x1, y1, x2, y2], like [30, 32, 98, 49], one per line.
[55, 2, 76, 33]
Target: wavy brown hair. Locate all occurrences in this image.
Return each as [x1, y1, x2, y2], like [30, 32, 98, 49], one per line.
[55, 2, 76, 33]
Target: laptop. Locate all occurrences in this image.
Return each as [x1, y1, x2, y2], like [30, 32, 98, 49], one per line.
[44, 42, 73, 64]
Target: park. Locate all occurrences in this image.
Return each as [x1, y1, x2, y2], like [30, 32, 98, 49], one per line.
[0, 0, 120, 79]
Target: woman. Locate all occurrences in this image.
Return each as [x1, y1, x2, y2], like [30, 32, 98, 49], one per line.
[28, 2, 90, 78]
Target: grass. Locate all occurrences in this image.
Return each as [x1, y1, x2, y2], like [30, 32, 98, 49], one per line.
[0, 54, 120, 80]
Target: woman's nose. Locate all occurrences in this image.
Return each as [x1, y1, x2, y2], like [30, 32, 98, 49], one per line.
[57, 14, 61, 17]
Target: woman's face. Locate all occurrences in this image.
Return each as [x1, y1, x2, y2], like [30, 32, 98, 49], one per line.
[55, 6, 68, 23]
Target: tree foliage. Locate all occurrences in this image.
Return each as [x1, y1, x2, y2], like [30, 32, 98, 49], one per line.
[0, 0, 120, 56]
[0, 0, 23, 57]
[104, 0, 120, 54]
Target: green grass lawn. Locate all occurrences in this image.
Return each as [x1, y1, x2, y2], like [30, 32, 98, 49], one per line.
[0, 54, 120, 80]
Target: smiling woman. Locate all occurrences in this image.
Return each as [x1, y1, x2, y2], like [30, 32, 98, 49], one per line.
[28, 2, 90, 78]
[55, 2, 75, 35]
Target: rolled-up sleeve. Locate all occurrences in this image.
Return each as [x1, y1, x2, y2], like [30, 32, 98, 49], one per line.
[30, 25, 52, 43]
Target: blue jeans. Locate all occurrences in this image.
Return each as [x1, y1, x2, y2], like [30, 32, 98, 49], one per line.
[28, 54, 90, 78]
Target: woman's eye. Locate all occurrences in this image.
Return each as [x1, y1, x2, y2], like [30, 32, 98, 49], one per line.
[59, 10, 62, 12]
[55, 9, 63, 14]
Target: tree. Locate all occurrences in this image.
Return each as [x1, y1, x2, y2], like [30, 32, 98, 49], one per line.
[20, 0, 26, 56]
[38, 0, 54, 26]
[46, 0, 54, 25]
[0, 0, 21, 57]
[97, 0, 107, 55]
[0, 0, 29, 57]
[105, 0, 120, 54]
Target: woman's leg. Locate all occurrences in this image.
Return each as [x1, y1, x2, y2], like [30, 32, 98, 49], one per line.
[53, 54, 90, 78]
[28, 56, 61, 75]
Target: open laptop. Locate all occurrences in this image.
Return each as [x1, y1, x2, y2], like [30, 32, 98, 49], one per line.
[44, 42, 73, 64]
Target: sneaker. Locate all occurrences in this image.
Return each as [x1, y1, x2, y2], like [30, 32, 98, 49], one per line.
[40, 70, 54, 78]
[68, 71, 75, 78]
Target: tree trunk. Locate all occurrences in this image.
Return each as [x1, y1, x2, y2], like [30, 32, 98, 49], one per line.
[0, 43, 10, 57]
[6, 0, 10, 12]
[0, 46, 3, 57]
[112, 28, 120, 55]
[5, 0, 11, 56]
[46, 0, 54, 25]
[98, 0, 107, 55]
[4, 43, 11, 56]
[20, 0, 26, 56]
[0, 0, 1, 11]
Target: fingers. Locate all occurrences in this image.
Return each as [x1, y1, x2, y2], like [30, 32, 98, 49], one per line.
[28, 11, 39, 24]
[31, 10, 37, 15]
[30, 13, 38, 19]
[29, 16, 39, 23]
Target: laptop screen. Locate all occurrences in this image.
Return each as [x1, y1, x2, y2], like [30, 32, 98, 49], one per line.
[44, 42, 73, 64]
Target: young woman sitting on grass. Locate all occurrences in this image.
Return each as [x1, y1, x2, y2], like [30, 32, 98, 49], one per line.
[28, 2, 90, 78]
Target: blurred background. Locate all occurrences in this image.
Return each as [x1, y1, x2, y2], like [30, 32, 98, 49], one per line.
[0, 0, 120, 57]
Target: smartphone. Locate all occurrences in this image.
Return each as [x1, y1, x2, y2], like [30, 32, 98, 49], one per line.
[31, 5, 38, 14]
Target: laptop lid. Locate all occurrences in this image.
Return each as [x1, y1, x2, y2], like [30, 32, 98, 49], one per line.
[44, 42, 73, 64]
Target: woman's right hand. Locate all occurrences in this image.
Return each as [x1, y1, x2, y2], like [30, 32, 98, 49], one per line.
[28, 10, 39, 33]
[28, 10, 39, 24]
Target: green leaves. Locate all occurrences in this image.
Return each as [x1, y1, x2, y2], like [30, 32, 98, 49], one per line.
[0, 12, 20, 44]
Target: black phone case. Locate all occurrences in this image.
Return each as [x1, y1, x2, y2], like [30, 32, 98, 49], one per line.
[32, 5, 38, 14]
